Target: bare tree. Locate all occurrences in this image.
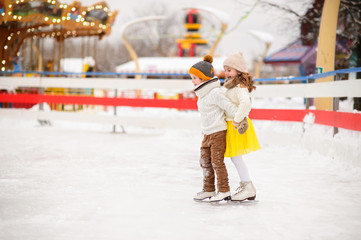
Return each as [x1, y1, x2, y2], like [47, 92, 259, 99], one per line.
[124, 2, 181, 58]
[259, 0, 361, 110]
[258, 0, 360, 53]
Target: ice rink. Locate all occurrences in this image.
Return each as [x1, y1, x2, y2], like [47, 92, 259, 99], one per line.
[1, 108, 361, 240]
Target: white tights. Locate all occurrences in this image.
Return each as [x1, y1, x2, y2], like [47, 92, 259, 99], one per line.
[230, 155, 251, 182]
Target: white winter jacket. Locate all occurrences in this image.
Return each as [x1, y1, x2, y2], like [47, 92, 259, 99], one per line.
[194, 78, 237, 135]
[224, 86, 251, 123]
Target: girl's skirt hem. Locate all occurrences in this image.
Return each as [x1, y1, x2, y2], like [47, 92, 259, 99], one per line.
[224, 118, 261, 158]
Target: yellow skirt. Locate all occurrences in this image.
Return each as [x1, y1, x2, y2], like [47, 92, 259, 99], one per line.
[224, 118, 261, 158]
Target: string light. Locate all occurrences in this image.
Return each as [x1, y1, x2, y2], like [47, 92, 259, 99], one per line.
[1, 0, 116, 71]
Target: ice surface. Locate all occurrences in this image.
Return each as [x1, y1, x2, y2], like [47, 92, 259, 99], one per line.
[1, 106, 361, 240]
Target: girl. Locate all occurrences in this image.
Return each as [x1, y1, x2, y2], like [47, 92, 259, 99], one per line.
[223, 51, 261, 201]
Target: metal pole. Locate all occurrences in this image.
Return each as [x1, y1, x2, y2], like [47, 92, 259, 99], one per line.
[94, 37, 97, 70]
[333, 73, 343, 136]
[113, 89, 117, 133]
[58, 38, 63, 72]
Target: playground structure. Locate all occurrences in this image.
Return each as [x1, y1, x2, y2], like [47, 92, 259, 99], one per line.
[117, 7, 229, 99]
[176, 9, 208, 57]
[176, 7, 230, 57]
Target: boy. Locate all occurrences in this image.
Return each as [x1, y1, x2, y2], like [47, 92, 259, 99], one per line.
[190, 55, 237, 202]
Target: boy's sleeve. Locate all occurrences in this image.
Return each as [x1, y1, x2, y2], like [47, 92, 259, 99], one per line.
[233, 88, 252, 123]
[215, 90, 237, 117]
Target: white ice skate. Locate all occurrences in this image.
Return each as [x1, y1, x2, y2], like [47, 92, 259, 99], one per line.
[231, 181, 256, 201]
[209, 191, 231, 202]
[193, 191, 216, 200]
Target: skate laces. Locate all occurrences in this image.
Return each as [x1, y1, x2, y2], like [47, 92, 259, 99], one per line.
[235, 183, 244, 193]
[197, 191, 210, 195]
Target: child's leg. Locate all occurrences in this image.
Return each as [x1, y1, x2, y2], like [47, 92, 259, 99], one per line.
[231, 155, 251, 182]
[200, 135, 215, 192]
[231, 155, 256, 201]
[210, 130, 230, 193]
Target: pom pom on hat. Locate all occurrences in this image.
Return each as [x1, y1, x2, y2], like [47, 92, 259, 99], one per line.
[203, 54, 213, 63]
[189, 55, 215, 81]
[223, 51, 248, 73]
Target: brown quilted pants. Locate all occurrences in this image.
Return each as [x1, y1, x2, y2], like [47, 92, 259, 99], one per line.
[199, 130, 230, 193]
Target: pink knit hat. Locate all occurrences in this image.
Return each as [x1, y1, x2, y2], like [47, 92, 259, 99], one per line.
[223, 51, 248, 73]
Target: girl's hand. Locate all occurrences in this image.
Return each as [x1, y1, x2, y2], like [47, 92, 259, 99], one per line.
[237, 117, 249, 134]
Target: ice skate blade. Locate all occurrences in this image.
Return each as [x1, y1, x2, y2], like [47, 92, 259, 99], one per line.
[193, 197, 212, 201]
[209, 196, 231, 202]
[231, 195, 256, 202]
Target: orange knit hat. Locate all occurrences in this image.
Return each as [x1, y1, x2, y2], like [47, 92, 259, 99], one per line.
[189, 55, 214, 81]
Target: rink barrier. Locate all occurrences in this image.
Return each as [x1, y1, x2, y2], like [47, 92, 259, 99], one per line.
[0, 94, 361, 132]
[249, 109, 361, 132]
[0, 94, 198, 110]
[1, 67, 361, 131]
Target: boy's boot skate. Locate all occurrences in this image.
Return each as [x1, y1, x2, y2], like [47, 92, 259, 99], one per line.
[193, 191, 216, 200]
[231, 181, 256, 201]
[209, 191, 231, 202]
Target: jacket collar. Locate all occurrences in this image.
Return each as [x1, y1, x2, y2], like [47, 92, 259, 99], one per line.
[194, 77, 220, 98]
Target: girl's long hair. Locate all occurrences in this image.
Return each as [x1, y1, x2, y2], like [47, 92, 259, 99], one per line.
[238, 72, 256, 93]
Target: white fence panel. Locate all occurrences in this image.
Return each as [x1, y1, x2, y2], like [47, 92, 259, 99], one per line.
[1, 77, 360, 98]
[1, 76, 360, 129]
[0, 77, 195, 91]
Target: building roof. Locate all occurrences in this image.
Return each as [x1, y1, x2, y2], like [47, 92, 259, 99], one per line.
[115, 57, 227, 75]
[264, 39, 315, 65]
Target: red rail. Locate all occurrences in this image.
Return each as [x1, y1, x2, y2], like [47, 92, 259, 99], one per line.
[1, 93, 360, 131]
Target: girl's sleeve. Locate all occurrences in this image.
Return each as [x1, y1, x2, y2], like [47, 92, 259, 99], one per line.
[233, 88, 251, 123]
[215, 90, 237, 117]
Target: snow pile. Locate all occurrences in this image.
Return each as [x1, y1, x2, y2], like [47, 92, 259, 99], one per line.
[302, 123, 361, 169]
[252, 97, 361, 169]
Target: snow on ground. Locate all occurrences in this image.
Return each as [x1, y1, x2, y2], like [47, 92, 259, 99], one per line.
[1, 98, 361, 240]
